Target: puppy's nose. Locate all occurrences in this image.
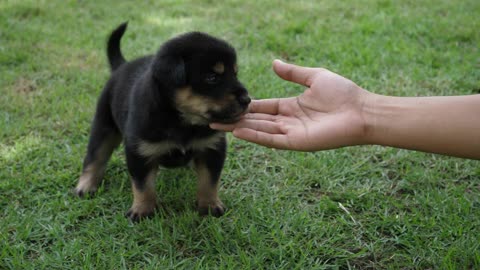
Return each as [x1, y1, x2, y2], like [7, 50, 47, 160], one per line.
[238, 95, 251, 106]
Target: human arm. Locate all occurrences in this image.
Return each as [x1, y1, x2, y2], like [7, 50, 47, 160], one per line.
[210, 60, 480, 160]
[363, 94, 480, 159]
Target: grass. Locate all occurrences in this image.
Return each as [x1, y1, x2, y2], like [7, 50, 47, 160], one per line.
[1, 0, 479, 269]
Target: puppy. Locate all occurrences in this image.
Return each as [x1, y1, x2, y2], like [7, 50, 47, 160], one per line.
[74, 22, 250, 221]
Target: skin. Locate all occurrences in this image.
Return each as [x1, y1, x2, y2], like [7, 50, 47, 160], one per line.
[210, 60, 480, 160]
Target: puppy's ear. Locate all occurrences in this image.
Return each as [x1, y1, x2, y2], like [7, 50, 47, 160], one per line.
[151, 54, 186, 87]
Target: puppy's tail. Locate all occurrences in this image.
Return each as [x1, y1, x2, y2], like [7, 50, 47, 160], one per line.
[107, 22, 128, 72]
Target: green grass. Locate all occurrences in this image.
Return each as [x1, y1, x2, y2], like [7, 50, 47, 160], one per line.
[1, 0, 479, 269]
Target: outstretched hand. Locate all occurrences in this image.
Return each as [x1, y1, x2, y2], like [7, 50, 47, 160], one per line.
[210, 60, 371, 151]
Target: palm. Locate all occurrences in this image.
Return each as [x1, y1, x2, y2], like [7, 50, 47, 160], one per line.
[265, 89, 364, 150]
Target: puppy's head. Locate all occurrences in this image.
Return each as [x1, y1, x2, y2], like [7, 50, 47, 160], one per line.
[151, 32, 250, 125]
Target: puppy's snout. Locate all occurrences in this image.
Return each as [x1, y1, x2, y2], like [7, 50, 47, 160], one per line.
[234, 85, 250, 107]
[238, 95, 251, 106]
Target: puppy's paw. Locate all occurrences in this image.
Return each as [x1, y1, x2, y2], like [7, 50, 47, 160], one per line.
[125, 202, 157, 222]
[73, 187, 96, 198]
[197, 199, 226, 217]
[73, 179, 98, 197]
[74, 169, 103, 197]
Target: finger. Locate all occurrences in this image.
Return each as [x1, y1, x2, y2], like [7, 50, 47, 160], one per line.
[232, 128, 291, 149]
[247, 99, 281, 115]
[243, 113, 277, 121]
[235, 119, 283, 134]
[209, 123, 235, 131]
[248, 97, 297, 115]
[211, 119, 283, 134]
[273, 59, 318, 87]
[209, 113, 277, 131]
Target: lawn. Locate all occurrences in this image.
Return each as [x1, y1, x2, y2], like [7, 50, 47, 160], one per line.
[1, 0, 479, 269]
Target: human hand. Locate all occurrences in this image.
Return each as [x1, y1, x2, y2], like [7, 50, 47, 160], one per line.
[210, 60, 373, 151]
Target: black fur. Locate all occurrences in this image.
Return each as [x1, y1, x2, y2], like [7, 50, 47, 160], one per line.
[75, 22, 250, 221]
[107, 22, 128, 71]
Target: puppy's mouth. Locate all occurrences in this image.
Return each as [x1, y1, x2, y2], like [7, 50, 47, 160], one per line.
[179, 110, 245, 125]
[175, 87, 250, 125]
[208, 100, 250, 123]
[210, 111, 246, 124]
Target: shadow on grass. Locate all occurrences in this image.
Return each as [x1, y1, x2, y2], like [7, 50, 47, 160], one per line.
[93, 159, 200, 218]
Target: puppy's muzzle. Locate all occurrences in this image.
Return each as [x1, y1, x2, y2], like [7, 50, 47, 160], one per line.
[238, 95, 251, 107]
[234, 86, 251, 109]
[209, 88, 250, 123]
[231, 88, 251, 120]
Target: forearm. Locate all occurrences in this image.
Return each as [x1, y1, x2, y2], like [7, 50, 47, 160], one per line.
[363, 93, 480, 159]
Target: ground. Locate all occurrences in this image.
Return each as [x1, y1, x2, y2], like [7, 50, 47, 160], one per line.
[1, 0, 479, 269]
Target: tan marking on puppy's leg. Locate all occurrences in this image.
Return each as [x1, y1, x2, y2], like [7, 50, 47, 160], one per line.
[75, 134, 121, 196]
[75, 163, 104, 195]
[213, 62, 225, 74]
[126, 169, 158, 221]
[195, 161, 225, 217]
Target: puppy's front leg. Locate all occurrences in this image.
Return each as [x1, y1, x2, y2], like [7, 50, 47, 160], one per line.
[194, 143, 227, 217]
[125, 147, 158, 221]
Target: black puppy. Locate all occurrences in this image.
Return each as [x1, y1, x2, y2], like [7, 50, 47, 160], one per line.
[74, 23, 250, 221]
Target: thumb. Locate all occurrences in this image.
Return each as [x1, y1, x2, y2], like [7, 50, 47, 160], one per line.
[272, 59, 317, 87]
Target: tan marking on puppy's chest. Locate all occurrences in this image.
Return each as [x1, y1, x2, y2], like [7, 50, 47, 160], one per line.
[188, 132, 225, 151]
[136, 132, 224, 158]
[137, 140, 180, 158]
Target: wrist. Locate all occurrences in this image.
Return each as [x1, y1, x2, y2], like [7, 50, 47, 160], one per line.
[360, 91, 388, 146]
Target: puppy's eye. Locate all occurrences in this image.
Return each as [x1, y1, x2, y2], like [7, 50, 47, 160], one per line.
[205, 73, 218, 84]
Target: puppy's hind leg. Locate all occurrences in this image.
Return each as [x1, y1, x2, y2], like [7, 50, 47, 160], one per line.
[75, 93, 121, 197]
